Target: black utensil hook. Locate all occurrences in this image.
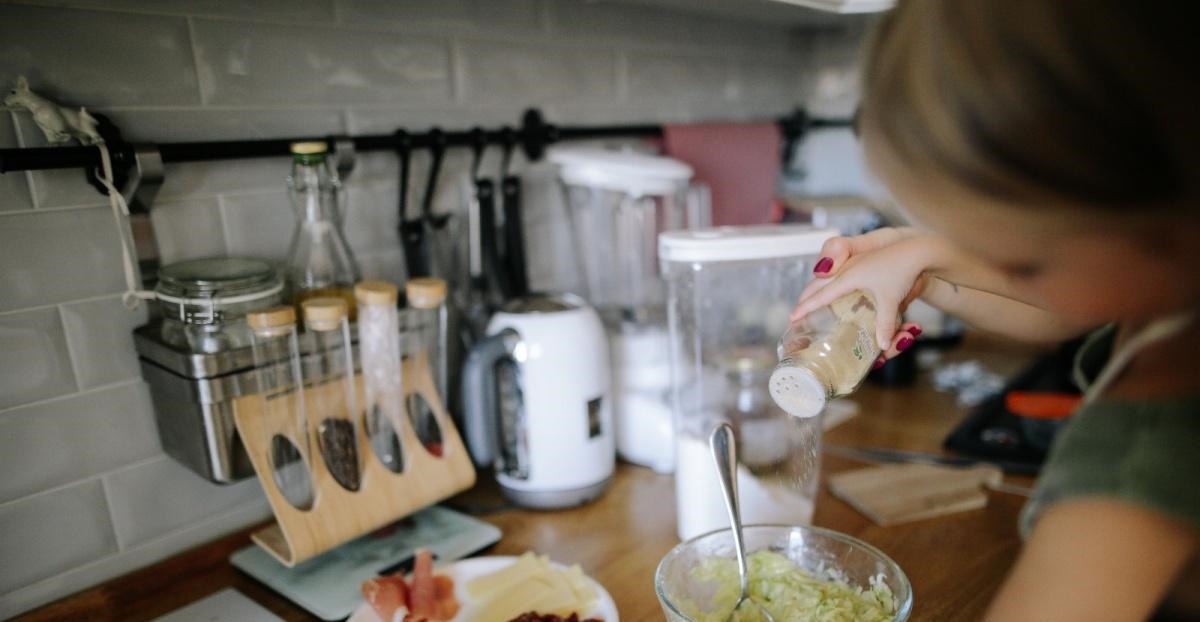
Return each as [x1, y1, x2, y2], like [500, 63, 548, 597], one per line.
[498, 126, 516, 179]
[467, 126, 486, 182]
[421, 127, 449, 230]
[395, 129, 429, 278]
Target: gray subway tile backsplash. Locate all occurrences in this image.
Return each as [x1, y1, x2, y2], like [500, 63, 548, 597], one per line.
[59, 296, 148, 390]
[0, 0, 850, 615]
[192, 19, 452, 105]
[0, 382, 160, 504]
[0, 113, 33, 212]
[219, 191, 296, 260]
[626, 51, 735, 108]
[0, 5, 200, 107]
[150, 197, 228, 264]
[0, 307, 78, 410]
[459, 40, 617, 108]
[337, 0, 541, 35]
[49, 0, 336, 22]
[0, 479, 118, 596]
[0, 207, 126, 313]
[105, 456, 266, 549]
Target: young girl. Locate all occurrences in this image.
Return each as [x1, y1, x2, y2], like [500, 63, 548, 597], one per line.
[791, 1, 1199, 619]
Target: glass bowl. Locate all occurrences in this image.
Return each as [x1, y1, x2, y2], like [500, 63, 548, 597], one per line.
[655, 524, 912, 622]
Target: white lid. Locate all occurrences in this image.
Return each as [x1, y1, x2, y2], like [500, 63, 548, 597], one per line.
[768, 365, 828, 418]
[548, 147, 692, 196]
[659, 225, 838, 263]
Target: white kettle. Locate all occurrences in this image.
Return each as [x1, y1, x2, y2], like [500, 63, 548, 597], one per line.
[462, 293, 615, 509]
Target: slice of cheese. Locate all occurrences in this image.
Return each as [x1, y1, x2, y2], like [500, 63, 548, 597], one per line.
[466, 552, 543, 600]
[468, 553, 598, 622]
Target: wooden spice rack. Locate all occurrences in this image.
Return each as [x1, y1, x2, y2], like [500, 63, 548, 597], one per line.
[232, 349, 475, 567]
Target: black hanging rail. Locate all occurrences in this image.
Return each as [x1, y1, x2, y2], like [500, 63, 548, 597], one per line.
[0, 107, 851, 179]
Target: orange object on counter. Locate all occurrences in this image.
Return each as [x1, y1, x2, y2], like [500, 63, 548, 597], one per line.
[1005, 392, 1082, 420]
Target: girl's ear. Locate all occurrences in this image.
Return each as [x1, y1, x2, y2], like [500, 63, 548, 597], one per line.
[16, 76, 29, 91]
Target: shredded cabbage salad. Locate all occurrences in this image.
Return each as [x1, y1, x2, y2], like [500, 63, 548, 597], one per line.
[683, 550, 896, 622]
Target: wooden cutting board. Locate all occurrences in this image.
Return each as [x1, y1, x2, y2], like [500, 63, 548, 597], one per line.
[827, 463, 1003, 526]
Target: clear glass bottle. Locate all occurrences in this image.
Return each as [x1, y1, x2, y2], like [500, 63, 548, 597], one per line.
[354, 281, 405, 474]
[286, 141, 361, 320]
[769, 290, 881, 418]
[248, 306, 315, 510]
[404, 277, 449, 457]
[302, 297, 362, 492]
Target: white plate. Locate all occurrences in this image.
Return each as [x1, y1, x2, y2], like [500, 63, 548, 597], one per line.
[348, 556, 619, 622]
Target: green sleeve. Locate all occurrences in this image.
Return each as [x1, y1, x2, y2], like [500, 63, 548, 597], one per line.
[1020, 395, 1200, 538]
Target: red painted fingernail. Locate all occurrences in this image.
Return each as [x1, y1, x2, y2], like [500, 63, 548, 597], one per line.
[909, 325, 923, 337]
[872, 357, 886, 370]
[897, 337, 914, 352]
[813, 257, 834, 274]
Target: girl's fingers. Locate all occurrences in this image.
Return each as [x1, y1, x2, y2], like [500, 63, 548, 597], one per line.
[790, 278, 855, 322]
[812, 238, 853, 277]
[796, 275, 835, 310]
[881, 327, 919, 360]
[875, 314, 901, 351]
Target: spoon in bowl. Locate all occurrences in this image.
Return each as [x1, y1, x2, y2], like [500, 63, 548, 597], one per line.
[710, 423, 776, 622]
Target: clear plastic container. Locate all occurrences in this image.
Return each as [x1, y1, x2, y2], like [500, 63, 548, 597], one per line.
[659, 225, 837, 541]
[286, 141, 361, 319]
[354, 281, 406, 475]
[156, 257, 283, 354]
[247, 306, 315, 510]
[770, 290, 882, 419]
[301, 297, 362, 492]
[549, 147, 709, 472]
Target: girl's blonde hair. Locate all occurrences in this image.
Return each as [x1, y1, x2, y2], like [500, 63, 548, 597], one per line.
[860, 0, 1199, 210]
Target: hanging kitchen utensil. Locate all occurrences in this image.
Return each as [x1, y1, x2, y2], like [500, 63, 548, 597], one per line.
[422, 127, 449, 231]
[462, 129, 503, 340]
[395, 130, 425, 279]
[498, 127, 529, 298]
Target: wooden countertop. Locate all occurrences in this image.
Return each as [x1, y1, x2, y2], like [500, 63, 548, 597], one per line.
[16, 336, 1041, 622]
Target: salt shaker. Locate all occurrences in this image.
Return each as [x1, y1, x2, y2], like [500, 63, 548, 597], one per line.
[355, 281, 405, 474]
[769, 290, 881, 418]
[301, 297, 362, 492]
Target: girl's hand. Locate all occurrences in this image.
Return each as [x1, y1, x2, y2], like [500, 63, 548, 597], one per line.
[792, 233, 937, 364]
[809, 227, 922, 278]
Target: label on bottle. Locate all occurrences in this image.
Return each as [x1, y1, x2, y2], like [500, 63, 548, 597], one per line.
[851, 326, 874, 361]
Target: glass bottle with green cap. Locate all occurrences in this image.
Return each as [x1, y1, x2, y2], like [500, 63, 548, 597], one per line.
[286, 141, 361, 320]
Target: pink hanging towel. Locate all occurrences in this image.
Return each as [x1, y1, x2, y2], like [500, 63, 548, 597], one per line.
[662, 122, 783, 226]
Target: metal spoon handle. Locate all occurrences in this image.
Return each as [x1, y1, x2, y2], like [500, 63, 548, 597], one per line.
[711, 423, 749, 595]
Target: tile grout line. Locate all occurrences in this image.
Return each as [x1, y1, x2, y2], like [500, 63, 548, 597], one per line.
[0, 292, 125, 318]
[53, 304, 84, 395]
[98, 475, 127, 552]
[185, 16, 209, 107]
[0, 453, 167, 512]
[449, 36, 466, 106]
[0, 377, 142, 417]
[215, 194, 234, 255]
[0, 498, 270, 605]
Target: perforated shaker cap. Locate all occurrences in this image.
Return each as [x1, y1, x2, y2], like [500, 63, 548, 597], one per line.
[768, 365, 828, 418]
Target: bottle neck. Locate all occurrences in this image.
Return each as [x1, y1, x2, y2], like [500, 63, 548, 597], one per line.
[291, 161, 338, 223]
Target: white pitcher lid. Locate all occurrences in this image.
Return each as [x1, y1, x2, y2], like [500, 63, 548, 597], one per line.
[659, 225, 837, 263]
[548, 147, 692, 196]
